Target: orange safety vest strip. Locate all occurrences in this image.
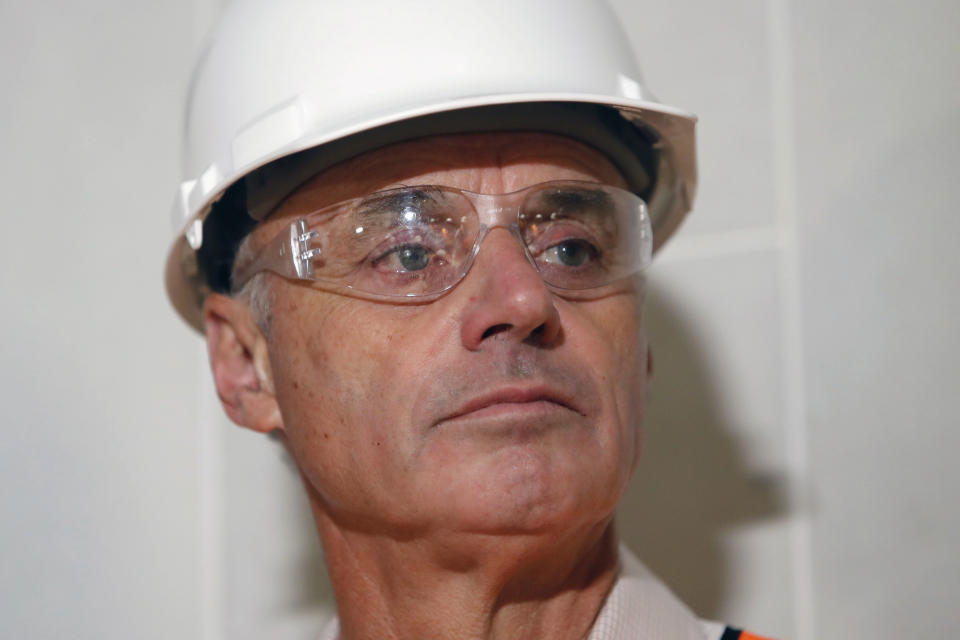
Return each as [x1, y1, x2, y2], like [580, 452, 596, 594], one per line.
[721, 627, 778, 640]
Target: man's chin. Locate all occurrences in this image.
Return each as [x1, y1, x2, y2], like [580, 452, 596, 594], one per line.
[423, 443, 623, 537]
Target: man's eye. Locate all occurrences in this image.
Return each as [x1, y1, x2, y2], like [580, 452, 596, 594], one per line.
[376, 244, 434, 272]
[541, 239, 598, 267]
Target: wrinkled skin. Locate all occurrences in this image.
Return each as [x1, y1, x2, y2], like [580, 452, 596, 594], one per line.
[204, 132, 650, 640]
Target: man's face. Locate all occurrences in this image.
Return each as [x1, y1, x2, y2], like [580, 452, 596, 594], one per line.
[255, 132, 647, 537]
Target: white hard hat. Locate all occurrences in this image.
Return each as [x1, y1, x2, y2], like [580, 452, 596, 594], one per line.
[165, 0, 697, 332]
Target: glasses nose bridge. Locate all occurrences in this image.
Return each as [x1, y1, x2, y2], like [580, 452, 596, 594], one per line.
[471, 191, 523, 232]
[470, 193, 533, 258]
[464, 193, 539, 278]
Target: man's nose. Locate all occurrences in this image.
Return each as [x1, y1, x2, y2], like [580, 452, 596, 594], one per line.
[457, 228, 562, 351]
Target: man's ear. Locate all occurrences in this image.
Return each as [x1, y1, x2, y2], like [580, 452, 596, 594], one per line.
[204, 292, 283, 434]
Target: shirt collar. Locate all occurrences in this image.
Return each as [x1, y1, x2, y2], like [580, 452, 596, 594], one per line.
[585, 544, 709, 640]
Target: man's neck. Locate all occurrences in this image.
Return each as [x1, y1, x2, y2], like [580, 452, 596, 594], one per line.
[314, 512, 621, 640]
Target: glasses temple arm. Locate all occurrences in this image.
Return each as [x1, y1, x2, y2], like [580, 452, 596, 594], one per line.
[230, 219, 318, 291]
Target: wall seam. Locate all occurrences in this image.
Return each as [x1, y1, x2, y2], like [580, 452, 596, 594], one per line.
[766, 0, 816, 638]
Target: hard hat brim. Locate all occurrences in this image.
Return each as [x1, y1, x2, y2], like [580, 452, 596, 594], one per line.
[165, 93, 696, 333]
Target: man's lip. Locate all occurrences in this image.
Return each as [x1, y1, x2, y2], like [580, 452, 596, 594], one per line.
[437, 386, 585, 424]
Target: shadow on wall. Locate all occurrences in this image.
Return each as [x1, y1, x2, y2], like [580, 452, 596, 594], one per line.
[617, 282, 788, 619]
[281, 281, 790, 620]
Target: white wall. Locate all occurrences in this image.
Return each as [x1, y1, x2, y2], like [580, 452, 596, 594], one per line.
[613, 0, 960, 637]
[0, 1, 203, 638]
[1, 1, 957, 639]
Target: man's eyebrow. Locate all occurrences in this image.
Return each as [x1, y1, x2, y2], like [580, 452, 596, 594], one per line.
[355, 187, 440, 216]
[535, 187, 615, 211]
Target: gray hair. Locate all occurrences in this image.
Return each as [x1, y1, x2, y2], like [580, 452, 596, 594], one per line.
[230, 234, 273, 334]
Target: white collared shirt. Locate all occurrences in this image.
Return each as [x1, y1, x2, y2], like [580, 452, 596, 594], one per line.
[585, 545, 729, 640]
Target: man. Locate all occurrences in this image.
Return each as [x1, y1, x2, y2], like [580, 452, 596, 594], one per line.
[165, 1, 773, 638]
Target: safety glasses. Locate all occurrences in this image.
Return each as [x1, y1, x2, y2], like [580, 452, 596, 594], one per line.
[232, 180, 652, 301]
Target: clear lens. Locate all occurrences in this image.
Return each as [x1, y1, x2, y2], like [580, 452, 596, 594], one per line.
[519, 183, 642, 291]
[240, 181, 650, 300]
[309, 187, 481, 297]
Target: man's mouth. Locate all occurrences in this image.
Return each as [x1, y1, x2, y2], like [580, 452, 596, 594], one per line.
[438, 385, 585, 425]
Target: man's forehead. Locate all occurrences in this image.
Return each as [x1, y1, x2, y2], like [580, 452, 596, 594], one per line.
[267, 132, 628, 223]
